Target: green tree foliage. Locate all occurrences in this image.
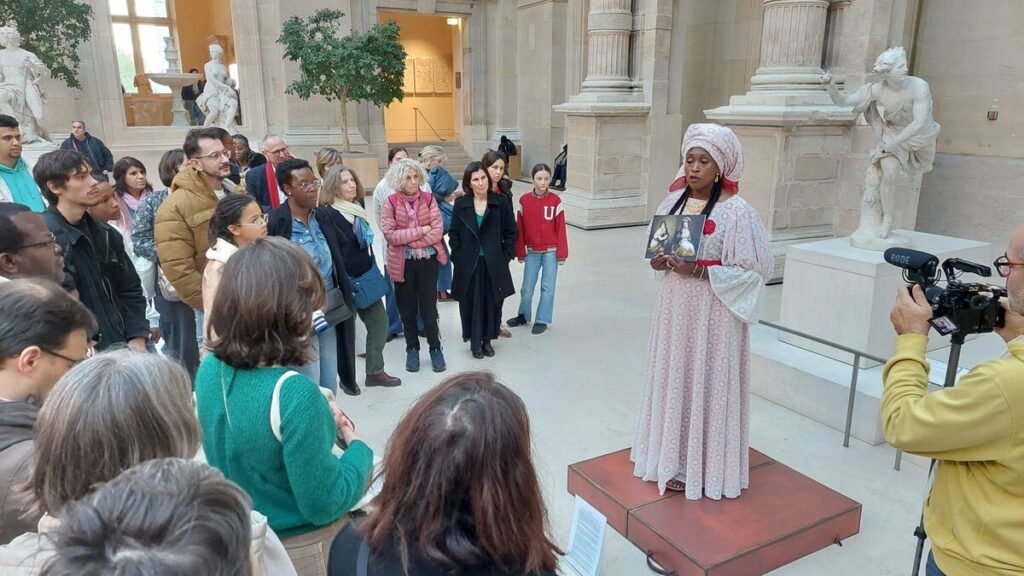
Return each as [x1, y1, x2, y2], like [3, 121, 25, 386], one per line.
[279, 9, 406, 152]
[0, 0, 93, 89]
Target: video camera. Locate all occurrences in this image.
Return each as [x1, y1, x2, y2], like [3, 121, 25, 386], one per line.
[884, 248, 1006, 337]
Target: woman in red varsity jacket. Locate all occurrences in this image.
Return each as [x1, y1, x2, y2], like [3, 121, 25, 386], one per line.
[506, 164, 567, 335]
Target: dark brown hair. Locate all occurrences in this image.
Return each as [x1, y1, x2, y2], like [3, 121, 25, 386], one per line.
[362, 371, 561, 574]
[112, 156, 152, 198]
[207, 236, 326, 368]
[157, 148, 186, 187]
[481, 149, 508, 171]
[461, 161, 491, 195]
[32, 150, 92, 205]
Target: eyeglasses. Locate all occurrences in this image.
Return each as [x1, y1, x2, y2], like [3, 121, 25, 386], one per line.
[240, 213, 269, 227]
[196, 150, 232, 161]
[299, 179, 322, 192]
[994, 253, 1024, 278]
[17, 233, 58, 252]
[267, 147, 290, 157]
[40, 345, 93, 366]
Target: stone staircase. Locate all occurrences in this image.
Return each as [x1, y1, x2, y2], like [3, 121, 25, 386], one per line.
[388, 140, 474, 174]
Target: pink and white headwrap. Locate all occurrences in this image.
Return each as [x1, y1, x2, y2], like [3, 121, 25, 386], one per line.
[671, 123, 745, 193]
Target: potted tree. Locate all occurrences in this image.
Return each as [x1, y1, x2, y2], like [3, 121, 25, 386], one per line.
[279, 8, 406, 182]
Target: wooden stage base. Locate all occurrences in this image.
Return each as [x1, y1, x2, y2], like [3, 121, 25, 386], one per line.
[568, 448, 862, 576]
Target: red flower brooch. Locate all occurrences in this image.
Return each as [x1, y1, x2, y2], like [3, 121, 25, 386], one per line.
[703, 219, 717, 235]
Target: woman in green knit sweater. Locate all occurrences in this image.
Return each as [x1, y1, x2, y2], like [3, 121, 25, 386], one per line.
[194, 236, 374, 576]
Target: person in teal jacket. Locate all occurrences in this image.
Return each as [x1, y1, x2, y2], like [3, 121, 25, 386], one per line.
[0, 115, 44, 211]
[193, 236, 373, 576]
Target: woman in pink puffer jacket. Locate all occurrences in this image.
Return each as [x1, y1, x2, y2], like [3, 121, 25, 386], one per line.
[380, 158, 448, 373]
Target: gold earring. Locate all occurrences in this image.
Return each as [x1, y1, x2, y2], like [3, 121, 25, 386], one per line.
[714, 173, 720, 182]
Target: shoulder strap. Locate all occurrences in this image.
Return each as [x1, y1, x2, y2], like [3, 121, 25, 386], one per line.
[270, 370, 301, 442]
[388, 193, 399, 212]
[357, 535, 369, 576]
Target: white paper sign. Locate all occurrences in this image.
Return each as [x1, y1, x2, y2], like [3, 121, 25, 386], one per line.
[564, 495, 607, 576]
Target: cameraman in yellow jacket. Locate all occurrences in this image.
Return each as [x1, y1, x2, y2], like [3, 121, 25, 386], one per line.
[883, 226, 1024, 576]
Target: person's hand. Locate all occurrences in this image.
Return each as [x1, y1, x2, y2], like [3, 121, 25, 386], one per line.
[890, 284, 933, 336]
[128, 337, 148, 353]
[650, 255, 670, 271]
[420, 225, 431, 234]
[667, 257, 697, 276]
[995, 297, 1024, 343]
[517, 258, 524, 263]
[329, 402, 360, 446]
[149, 328, 161, 344]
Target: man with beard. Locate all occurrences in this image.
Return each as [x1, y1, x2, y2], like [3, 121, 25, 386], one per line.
[155, 128, 238, 337]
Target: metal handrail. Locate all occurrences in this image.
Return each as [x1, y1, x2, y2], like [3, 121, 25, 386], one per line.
[412, 107, 446, 142]
[757, 320, 940, 458]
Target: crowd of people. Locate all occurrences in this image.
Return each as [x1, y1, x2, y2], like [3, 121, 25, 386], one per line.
[0, 112, 571, 575]
[0, 105, 1021, 576]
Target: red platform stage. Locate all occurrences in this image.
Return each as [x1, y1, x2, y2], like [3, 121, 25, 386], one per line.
[568, 448, 862, 576]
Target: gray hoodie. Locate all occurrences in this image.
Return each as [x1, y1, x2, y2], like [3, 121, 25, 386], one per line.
[0, 401, 40, 545]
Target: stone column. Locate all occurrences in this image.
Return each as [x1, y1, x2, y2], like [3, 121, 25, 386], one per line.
[552, 0, 649, 229]
[706, 0, 856, 279]
[749, 0, 831, 92]
[580, 0, 635, 95]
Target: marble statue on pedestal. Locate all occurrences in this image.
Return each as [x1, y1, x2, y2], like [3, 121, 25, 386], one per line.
[823, 47, 941, 251]
[0, 23, 50, 143]
[197, 44, 238, 130]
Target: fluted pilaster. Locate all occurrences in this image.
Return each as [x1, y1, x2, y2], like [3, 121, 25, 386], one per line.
[750, 0, 830, 91]
[580, 0, 634, 93]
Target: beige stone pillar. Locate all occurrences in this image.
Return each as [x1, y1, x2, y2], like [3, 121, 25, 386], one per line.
[749, 0, 831, 92]
[552, 0, 648, 229]
[580, 0, 634, 94]
[706, 0, 857, 278]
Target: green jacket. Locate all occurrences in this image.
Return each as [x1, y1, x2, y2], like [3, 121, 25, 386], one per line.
[195, 354, 373, 538]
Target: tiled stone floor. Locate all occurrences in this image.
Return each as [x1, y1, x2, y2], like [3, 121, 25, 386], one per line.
[341, 221, 980, 575]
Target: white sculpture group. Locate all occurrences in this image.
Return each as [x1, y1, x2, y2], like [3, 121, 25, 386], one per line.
[198, 43, 239, 131]
[824, 47, 941, 251]
[0, 23, 49, 143]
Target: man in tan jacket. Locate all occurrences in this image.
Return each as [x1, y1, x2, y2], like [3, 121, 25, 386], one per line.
[155, 128, 235, 330]
[0, 279, 95, 544]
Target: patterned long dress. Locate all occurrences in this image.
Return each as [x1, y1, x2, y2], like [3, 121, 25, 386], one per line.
[631, 192, 773, 499]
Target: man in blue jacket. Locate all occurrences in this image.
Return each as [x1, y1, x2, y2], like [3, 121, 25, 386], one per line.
[58, 120, 114, 179]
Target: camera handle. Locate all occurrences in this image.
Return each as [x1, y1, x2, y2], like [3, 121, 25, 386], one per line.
[910, 334, 965, 575]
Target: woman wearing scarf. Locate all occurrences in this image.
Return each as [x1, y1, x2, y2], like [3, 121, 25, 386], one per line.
[631, 124, 773, 500]
[321, 165, 402, 389]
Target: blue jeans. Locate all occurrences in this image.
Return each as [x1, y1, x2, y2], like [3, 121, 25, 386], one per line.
[925, 552, 945, 576]
[298, 326, 338, 395]
[518, 251, 559, 325]
[437, 241, 453, 291]
[194, 310, 204, 347]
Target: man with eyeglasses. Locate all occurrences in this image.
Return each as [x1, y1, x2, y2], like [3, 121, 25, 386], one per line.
[0, 115, 45, 212]
[155, 128, 240, 327]
[884, 225, 1024, 576]
[245, 133, 294, 212]
[0, 278, 96, 544]
[0, 203, 63, 284]
[37, 150, 149, 353]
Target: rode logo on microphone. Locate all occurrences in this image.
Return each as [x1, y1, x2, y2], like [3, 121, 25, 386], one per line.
[888, 253, 912, 266]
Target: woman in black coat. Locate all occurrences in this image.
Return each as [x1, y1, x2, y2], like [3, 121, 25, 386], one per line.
[449, 162, 518, 358]
[267, 159, 361, 396]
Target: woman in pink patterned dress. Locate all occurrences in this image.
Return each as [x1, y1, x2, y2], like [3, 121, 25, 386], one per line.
[631, 123, 773, 500]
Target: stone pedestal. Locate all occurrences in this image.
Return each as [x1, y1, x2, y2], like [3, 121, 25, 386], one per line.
[778, 230, 992, 368]
[724, 124, 853, 279]
[551, 103, 650, 228]
[704, 0, 858, 276]
[551, 0, 647, 228]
